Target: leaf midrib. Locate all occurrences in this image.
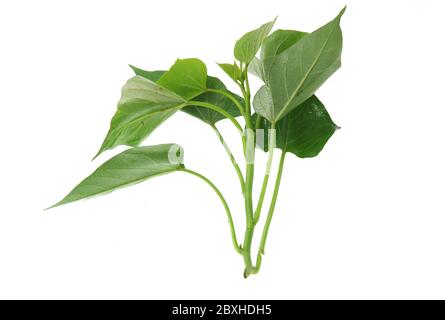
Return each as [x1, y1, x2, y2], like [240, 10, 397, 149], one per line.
[275, 23, 337, 121]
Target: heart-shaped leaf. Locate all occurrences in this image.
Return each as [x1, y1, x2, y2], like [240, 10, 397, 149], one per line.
[256, 7, 345, 122]
[234, 18, 276, 64]
[50, 144, 184, 208]
[95, 59, 207, 157]
[255, 95, 338, 158]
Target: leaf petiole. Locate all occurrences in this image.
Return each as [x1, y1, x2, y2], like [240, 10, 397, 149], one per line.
[180, 168, 242, 255]
[211, 125, 245, 193]
[254, 150, 286, 273]
[186, 101, 244, 135]
[206, 88, 246, 118]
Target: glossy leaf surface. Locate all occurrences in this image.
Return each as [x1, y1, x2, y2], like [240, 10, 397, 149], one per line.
[255, 96, 338, 158]
[183, 76, 243, 125]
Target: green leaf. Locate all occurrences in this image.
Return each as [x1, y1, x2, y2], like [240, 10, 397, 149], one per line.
[130, 59, 208, 101]
[248, 57, 266, 82]
[49, 144, 184, 208]
[96, 59, 207, 157]
[249, 30, 307, 82]
[128, 65, 243, 126]
[129, 65, 164, 82]
[183, 76, 243, 125]
[217, 63, 242, 82]
[252, 85, 274, 121]
[261, 29, 307, 60]
[157, 58, 207, 99]
[234, 18, 276, 64]
[258, 7, 345, 122]
[95, 76, 187, 158]
[255, 96, 338, 158]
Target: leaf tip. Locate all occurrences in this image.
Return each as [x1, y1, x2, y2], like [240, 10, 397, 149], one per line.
[92, 145, 106, 161]
[45, 197, 73, 210]
[339, 5, 347, 18]
[44, 202, 61, 211]
[91, 151, 101, 161]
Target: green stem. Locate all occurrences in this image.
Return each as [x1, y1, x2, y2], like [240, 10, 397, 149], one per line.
[253, 122, 276, 223]
[187, 101, 244, 135]
[238, 83, 247, 102]
[242, 163, 254, 220]
[206, 88, 245, 118]
[255, 114, 262, 130]
[211, 125, 245, 193]
[244, 68, 252, 116]
[240, 63, 257, 277]
[253, 150, 286, 273]
[241, 63, 254, 223]
[180, 168, 242, 255]
[242, 133, 255, 276]
[242, 134, 255, 276]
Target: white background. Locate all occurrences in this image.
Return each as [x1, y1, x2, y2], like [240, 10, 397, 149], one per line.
[1, 0, 445, 299]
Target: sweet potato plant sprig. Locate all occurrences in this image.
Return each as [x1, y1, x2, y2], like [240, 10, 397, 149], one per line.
[50, 7, 346, 277]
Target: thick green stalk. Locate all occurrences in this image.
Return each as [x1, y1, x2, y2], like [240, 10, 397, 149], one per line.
[241, 64, 254, 223]
[254, 151, 286, 273]
[211, 125, 245, 193]
[180, 168, 242, 255]
[243, 122, 277, 277]
[242, 160, 255, 276]
[240, 64, 257, 277]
